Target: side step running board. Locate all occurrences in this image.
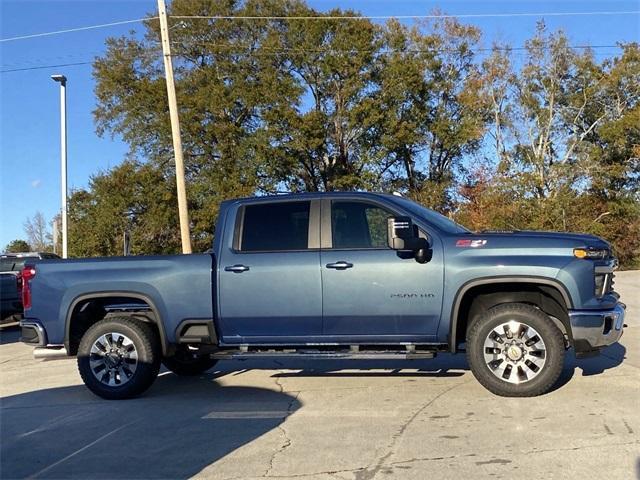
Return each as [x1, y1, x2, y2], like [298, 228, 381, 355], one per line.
[211, 350, 436, 360]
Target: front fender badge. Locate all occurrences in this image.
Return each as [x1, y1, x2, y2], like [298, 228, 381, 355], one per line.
[456, 239, 487, 248]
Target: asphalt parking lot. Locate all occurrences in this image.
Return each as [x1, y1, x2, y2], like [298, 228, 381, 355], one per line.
[1, 272, 638, 480]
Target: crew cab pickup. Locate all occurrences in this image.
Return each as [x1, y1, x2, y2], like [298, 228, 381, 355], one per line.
[20, 192, 625, 398]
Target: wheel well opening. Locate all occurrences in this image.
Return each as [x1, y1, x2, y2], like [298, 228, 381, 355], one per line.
[67, 296, 159, 355]
[454, 283, 570, 352]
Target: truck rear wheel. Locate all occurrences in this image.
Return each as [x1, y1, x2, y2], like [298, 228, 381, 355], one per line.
[77, 317, 161, 400]
[162, 346, 218, 376]
[466, 303, 565, 397]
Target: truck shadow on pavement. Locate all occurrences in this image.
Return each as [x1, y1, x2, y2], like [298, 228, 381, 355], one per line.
[549, 342, 627, 392]
[569, 342, 627, 376]
[265, 343, 626, 393]
[0, 372, 301, 479]
[266, 353, 469, 379]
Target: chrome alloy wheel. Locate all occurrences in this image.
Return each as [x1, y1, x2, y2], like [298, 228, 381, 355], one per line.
[483, 320, 547, 384]
[89, 332, 138, 387]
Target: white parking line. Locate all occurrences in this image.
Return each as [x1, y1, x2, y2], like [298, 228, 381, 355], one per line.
[27, 419, 139, 479]
[202, 410, 400, 419]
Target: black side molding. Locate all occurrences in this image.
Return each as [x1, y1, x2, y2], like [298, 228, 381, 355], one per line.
[176, 319, 218, 345]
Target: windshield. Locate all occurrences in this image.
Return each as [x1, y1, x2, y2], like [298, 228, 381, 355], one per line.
[390, 197, 471, 234]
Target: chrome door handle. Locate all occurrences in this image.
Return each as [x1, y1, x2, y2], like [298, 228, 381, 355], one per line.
[326, 261, 353, 270]
[225, 264, 250, 273]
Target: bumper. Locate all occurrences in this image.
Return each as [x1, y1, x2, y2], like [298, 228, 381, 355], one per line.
[20, 320, 69, 360]
[20, 321, 47, 346]
[569, 302, 626, 354]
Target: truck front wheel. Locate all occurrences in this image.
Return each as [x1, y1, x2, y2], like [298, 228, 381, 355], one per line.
[77, 317, 161, 400]
[162, 346, 218, 376]
[466, 303, 565, 397]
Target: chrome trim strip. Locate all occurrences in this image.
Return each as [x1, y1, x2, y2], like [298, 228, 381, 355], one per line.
[568, 303, 626, 316]
[595, 258, 619, 274]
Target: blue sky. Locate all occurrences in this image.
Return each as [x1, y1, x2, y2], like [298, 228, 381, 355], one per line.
[1, 0, 639, 249]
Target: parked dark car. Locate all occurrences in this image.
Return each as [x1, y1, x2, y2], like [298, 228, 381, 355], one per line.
[0, 252, 59, 322]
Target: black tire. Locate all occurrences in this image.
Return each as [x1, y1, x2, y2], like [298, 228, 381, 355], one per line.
[466, 303, 565, 397]
[77, 317, 161, 400]
[162, 346, 218, 376]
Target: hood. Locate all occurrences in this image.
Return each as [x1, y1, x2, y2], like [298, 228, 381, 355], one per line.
[480, 230, 609, 247]
[455, 230, 613, 256]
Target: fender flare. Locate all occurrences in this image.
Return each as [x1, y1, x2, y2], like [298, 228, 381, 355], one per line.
[65, 291, 169, 355]
[448, 276, 573, 353]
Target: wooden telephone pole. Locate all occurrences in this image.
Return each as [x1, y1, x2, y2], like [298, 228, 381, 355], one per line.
[157, 0, 192, 254]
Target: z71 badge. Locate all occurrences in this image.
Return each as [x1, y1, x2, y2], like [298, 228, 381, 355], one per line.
[456, 239, 487, 248]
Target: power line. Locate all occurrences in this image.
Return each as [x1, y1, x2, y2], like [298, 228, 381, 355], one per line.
[1, 10, 638, 43]
[168, 41, 624, 54]
[0, 49, 162, 73]
[0, 51, 106, 68]
[0, 18, 155, 43]
[171, 11, 640, 21]
[1, 42, 630, 73]
[0, 61, 93, 73]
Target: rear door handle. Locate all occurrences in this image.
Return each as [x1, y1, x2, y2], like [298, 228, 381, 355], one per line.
[225, 264, 250, 273]
[326, 261, 353, 270]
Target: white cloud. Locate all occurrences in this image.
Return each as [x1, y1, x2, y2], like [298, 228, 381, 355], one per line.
[31, 179, 41, 188]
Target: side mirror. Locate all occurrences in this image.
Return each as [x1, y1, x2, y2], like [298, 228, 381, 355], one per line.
[387, 216, 415, 250]
[414, 246, 432, 264]
[387, 217, 431, 263]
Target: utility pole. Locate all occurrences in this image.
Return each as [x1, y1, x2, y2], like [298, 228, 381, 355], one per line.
[157, 0, 192, 254]
[51, 74, 68, 259]
[52, 218, 59, 255]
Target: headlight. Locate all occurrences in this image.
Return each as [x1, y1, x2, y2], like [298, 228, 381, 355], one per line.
[573, 248, 608, 259]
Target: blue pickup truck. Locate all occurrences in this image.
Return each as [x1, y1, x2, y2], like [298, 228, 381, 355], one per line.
[20, 192, 625, 399]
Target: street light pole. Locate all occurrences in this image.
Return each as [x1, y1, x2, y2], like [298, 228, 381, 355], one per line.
[51, 74, 68, 259]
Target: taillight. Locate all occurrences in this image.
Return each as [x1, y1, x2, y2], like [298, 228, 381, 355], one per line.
[21, 266, 36, 310]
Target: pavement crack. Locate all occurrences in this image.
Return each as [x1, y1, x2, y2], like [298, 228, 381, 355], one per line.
[353, 379, 470, 480]
[524, 439, 639, 456]
[264, 375, 300, 478]
[274, 374, 286, 393]
[260, 467, 365, 479]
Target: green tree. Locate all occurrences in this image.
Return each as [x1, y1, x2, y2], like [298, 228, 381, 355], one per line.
[456, 26, 640, 266]
[373, 17, 488, 209]
[258, 6, 382, 191]
[584, 43, 640, 197]
[68, 161, 183, 256]
[93, 0, 310, 241]
[4, 239, 31, 253]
